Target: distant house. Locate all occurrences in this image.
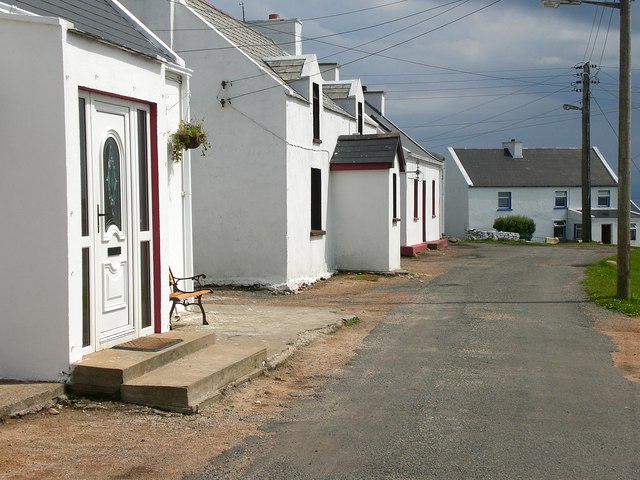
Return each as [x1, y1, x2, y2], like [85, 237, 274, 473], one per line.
[0, 1, 191, 380]
[445, 139, 640, 245]
[364, 90, 446, 255]
[120, 2, 405, 288]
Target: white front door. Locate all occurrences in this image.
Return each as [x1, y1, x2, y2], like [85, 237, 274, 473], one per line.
[80, 94, 154, 351]
[94, 102, 133, 343]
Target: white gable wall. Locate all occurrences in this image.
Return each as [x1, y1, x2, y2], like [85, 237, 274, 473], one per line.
[444, 148, 471, 237]
[0, 15, 70, 380]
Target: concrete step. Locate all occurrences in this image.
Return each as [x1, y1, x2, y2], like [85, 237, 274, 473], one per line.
[68, 330, 216, 398]
[120, 344, 267, 413]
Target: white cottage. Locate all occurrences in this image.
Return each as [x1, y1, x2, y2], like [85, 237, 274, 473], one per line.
[444, 140, 639, 245]
[0, 1, 192, 381]
[364, 90, 446, 255]
[119, 1, 384, 290]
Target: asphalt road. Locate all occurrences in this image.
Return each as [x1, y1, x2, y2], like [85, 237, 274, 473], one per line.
[192, 244, 640, 479]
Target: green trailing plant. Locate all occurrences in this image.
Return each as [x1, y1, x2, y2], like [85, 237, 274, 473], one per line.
[169, 119, 211, 162]
[493, 215, 536, 241]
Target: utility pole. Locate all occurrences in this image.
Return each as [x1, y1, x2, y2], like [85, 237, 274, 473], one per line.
[617, 0, 632, 300]
[581, 62, 592, 243]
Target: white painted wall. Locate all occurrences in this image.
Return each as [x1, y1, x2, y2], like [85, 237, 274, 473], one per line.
[330, 163, 401, 273]
[0, 12, 188, 380]
[401, 154, 443, 247]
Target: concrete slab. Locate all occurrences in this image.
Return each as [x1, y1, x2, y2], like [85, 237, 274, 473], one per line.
[171, 304, 356, 368]
[0, 382, 65, 420]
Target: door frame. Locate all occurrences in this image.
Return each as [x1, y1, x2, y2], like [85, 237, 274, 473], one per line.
[79, 87, 161, 353]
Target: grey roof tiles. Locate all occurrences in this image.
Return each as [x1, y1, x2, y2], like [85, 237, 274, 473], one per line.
[451, 147, 617, 188]
[8, 0, 179, 63]
[331, 133, 405, 170]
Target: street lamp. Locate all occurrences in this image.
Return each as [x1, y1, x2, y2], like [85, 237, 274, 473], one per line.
[543, 0, 633, 299]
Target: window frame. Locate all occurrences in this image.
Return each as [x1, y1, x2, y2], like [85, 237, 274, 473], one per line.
[554, 220, 567, 239]
[312, 83, 321, 143]
[497, 191, 512, 210]
[597, 189, 611, 207]
[554, 190, 568, 209]
[310, 167, 324, 235]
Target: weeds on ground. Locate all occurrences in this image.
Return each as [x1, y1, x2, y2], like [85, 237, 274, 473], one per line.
[583, 249, 640, 316]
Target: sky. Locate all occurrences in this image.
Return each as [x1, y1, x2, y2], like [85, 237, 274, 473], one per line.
[208, 0, 639, 199]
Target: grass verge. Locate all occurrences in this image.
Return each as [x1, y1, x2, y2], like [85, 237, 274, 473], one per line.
[583, 249, 640, 316]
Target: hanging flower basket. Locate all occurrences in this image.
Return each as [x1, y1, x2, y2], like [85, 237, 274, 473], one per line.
[169, 119, 211, 162]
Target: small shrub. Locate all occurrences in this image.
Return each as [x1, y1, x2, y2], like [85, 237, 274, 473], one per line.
[493, 215, 536, 241]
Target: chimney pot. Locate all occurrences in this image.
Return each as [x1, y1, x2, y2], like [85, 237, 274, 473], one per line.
[269, 13, 280, 20]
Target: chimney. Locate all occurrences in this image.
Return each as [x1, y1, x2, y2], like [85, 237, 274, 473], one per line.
[363, 89, 386, 116]
[319, 63, 340, 81]
[249, 15, 303, 56]
[502, 139, 523, 159]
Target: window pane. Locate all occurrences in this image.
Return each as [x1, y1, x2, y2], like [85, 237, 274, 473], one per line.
[140, 241, 152, 329]
[138, 110, 150, 232]
[82, 247, 90, 347]
[555, 191, 567, 208]
[598, 190, 610, 207]
[79, 98, 89, 237]
[103, 137, 122, 230]
[311, 168, 322, 231]
[498, 192, 511, 209]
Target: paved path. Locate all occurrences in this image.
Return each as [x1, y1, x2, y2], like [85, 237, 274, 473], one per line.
[193, 244, 640, 479]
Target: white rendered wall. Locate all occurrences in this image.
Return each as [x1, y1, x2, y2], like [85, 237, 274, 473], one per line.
[402, 155, 443, 247]
[0, 15, 71, 380]
[330, 168, 400, 272]
[170, 8, 291, 287]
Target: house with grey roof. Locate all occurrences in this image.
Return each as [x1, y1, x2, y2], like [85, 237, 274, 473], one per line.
[0, 0, 192, 380]
[120, 1, 391, 289]
[364, 90, 446, 255]
[444, 140, 639, 245]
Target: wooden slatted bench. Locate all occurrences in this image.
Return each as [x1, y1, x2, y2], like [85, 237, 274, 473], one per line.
[169, 268, 214, 325]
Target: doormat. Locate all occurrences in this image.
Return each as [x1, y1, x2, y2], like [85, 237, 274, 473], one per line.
[113, 337, 183, 352]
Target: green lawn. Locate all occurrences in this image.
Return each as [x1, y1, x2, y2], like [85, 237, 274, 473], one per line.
[583, 248, 640, 316]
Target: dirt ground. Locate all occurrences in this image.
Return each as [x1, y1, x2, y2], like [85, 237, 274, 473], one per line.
[1, 245, 639, 480]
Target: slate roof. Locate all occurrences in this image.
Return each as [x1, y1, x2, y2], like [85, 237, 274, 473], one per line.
[451, 147, 618, 188]
[264, 58, 306, 81]
[364, 102, 442, 163]
[8, 0, 180, 63]
[323, 83, 352, 100]
[331, 133, 406, 171]
[184, 0, 350, 117]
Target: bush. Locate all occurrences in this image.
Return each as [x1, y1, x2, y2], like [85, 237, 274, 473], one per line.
[493, 215, 536, 241]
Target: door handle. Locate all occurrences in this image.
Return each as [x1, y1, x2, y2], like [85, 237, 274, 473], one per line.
[97, 205, 107, 233]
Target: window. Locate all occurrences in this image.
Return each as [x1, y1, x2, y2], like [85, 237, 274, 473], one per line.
[392, 173, 399, 221]
[632, 224, 637, 241]
[498, 191, 512, 210]
[554, 220, 567, 239]
[432, 180, 437, 217]
[311, 168, 323, 234]
[413, 179, 419, 219]
[598, 190, 610, 207]
[575, 223, 583, 241]
[312, 83, 320, 142]
[555, 190, 567, 208]
[357, 102, 363, 134]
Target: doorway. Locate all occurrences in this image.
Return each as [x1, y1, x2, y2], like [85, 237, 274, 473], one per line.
[80, 93, 154, 352]
[602, 224, 613, 245]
